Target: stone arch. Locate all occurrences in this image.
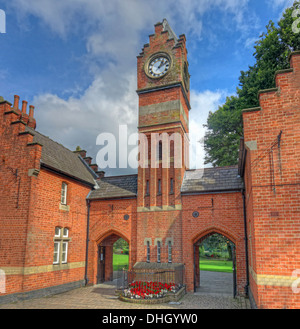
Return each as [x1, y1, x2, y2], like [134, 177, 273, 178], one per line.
[192, 226, 238, 246]
[95, 229, 131, 284]
[96, 228, 130, 245]
[192, 226, 240, 296]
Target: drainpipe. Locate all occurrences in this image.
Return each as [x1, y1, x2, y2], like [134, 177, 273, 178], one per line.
[242, 188, 250, 296]
[85, 199, 91, 286]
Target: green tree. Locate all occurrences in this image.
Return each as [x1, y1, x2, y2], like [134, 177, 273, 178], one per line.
[204, 1, 300, 167]
[200, 233, 231, 258]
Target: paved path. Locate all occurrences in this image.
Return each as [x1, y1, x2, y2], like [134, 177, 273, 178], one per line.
[196, 271, 234, 297]
[0, 281, 249, 309]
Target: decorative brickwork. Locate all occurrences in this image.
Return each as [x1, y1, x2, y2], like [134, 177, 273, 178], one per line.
[0, 96, 95, 300]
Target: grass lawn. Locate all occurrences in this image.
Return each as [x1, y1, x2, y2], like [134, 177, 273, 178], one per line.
[113, 253, 129, 271]
[113, 254, 233, 273]
[200, 257, 233, 273]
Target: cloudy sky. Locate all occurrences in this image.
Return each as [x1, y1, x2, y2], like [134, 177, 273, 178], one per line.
[0, 0, 295, 175]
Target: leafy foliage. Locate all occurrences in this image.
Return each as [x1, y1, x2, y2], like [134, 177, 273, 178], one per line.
[200, 233, 232, 260]
[204, 1, 300, 167]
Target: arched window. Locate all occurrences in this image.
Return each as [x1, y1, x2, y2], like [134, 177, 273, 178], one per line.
[157, 241, 161, 263]
[158, 179, 161, 195]
[61, 182, 68, 205]
[170, 178, 174, 194]
[168, 241, 172, 263]
[146, 241, 150, 263]
[158, 141, 162, 161]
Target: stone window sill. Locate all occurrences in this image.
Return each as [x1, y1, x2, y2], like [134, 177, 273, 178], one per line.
[59, 204, 70, 212]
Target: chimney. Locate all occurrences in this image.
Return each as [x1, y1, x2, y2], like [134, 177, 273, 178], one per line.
[84, 157, 92, 165]
[13, 95, 20, 110]
[27, 105, 36, 129]
[73, 149, 87, 158]
[20, 100, 29, 124]
[97, 171, 105, 179]
[22, 100, 28, 114]
[90, 164, 98, 172]
[29, 105, 35, 118]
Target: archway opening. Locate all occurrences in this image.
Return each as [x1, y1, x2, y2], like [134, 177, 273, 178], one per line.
[97, 234, 129, 284]
[113, 238, 129, 278]
[194, 232, 237, 297]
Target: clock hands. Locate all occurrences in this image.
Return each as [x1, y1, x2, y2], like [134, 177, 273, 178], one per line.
[148, 55, 170, 77]
[158, 59, 166, 69]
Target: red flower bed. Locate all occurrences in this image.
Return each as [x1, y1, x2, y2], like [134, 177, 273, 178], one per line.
[123, 281, 179, 299]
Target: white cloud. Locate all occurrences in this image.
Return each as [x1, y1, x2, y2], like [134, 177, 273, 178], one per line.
[189, 90, 226, 169]
[269, 0, 294, 9]
[9, 0, 252, 174]
[244, 37, 258, 49]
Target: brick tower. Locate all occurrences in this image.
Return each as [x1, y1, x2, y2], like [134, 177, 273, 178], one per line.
[135, 19, 190, 267]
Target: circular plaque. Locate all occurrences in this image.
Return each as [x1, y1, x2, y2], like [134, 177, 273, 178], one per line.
[192, 211, 199, 218]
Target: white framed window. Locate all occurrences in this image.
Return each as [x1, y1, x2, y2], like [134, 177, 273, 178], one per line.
[157, 241, 161, 263]
[168, 241, 172, 263]
[53, 242, 60, 264]
[61, 242, 68, 264]
[63, 228, 69, 238]
[55, 227, 61, 237]
[61, 182, 68, 205]
[53, 227, 70, 265]
[147, 241, 150, 263]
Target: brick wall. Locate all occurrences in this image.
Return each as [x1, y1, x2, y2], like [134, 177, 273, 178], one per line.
[87, 198, 137, 284]
[0, 97, 91, 298]
[242, 51, 300, 309]
[182, 192, 247, 294]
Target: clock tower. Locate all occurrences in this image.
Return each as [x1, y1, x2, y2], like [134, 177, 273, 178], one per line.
[136, 19, 190, 266]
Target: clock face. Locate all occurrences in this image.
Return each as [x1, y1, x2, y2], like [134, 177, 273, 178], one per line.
[148, 56, 170, 78]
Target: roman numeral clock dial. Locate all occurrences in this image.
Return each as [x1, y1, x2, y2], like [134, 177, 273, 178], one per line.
[148, 55, 170, 78]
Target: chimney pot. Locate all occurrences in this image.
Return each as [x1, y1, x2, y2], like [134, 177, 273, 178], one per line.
[90, 164, 98, 172]
[14, 95, 20, 109]
[97, 171, 105, 179]
[29, 105, 35, 118]
[84, 157, 92, 165]
[22, 100, 28, 114]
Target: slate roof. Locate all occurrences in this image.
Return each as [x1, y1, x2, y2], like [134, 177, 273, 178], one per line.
[25, 126, 96, 186]
[88, 174, 138, 200]
[181, 166, 243, 194]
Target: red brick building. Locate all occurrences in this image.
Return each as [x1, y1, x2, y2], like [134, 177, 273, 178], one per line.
[239, 51, 300, 309]
[0, 19, 299, 309]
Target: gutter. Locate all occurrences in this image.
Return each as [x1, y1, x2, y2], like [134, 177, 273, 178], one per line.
[242, 188, 250, 296]
[41, 163, 95, 188]
[85, 198, 91, 286]
[181, 189, 242, 196]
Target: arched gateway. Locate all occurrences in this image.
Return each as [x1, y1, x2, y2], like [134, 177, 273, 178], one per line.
[193, 230, 238, 296]
[96, 231, 130, 283]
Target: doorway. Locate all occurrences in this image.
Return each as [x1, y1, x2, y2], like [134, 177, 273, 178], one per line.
[97, 233, 129, 284]
[194, 233, 237, 297]
[97, 246, 106, 283]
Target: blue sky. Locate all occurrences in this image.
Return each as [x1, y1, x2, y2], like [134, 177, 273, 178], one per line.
[0, 0, 295, 175]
